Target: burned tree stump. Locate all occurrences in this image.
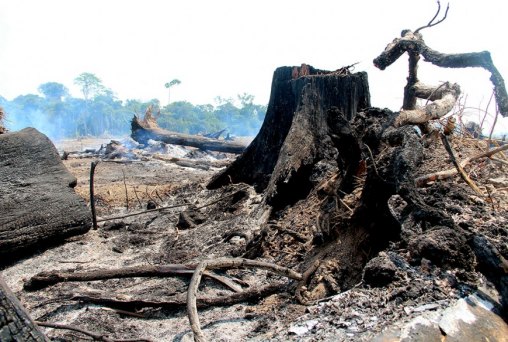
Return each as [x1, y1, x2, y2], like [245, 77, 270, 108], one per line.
[208, 65, 370, 208]
[0, 276, 48, 341]
[0, 128, 91, 264]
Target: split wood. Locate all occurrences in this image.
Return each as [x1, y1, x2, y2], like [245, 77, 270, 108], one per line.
[25, 264, 242, 293]
[35, 321, 154, 342]
[416, 143, 508, 187]
[186, 257, 303, 342]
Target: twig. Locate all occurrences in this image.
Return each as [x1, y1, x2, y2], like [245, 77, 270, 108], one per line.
[133, 186, 142, 207]
[491, 157, 508, 166]
[35, 321, 154, 342]
[414, 0, 450, 34]
[90, 161, 100, 230]
[122, 169, 129, 210]
[269, 224, 308, 243]
[416, 143, 508, 186]
[96, 203, 188, 223]
[488, 104, 500, 147]
[96, 185, 250, 223]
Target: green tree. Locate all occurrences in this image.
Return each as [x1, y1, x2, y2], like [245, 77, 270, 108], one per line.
[74, 72, 105, 100]
[37, 82, 68, 102]
[165, 79, 181, 104]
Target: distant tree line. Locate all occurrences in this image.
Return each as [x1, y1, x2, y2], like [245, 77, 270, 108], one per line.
[0, 73, 266, 139]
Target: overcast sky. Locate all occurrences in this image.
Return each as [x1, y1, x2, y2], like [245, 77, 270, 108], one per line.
[1, 0, 507, 132]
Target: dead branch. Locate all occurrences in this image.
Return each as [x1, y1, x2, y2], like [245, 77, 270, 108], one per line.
[374, 30, 508, 119]
[396, 81, 461, 127]
[122, 169, 129, 210]
[440, 133, 483, 195]
[71, 282, 282, 310]
[96, 203, 188, 223]
[187, 261, 207, 342]
[90, 161, 100, 229]
[35, 321, 154, 342]
[186, 258, 303, 341]
[415, 143, 508, 186]
[25, 264, 242, 293]
[414, 1, 449, 34]
[95, 185, 249, 223]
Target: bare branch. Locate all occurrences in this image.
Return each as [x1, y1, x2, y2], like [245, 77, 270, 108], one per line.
[374, 31, 508, 118]
[414, 1, 450, 34]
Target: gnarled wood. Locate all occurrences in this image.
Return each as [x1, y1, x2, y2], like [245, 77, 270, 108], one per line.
[0, 128, 91, 264]
[374, 30, 508, 118]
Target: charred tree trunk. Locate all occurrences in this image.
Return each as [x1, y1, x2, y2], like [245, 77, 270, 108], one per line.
[0, 128, 91, 265]
[208, 65, 370, 209]
[0, 276, 48, 341]
[131, 116, 248, 154]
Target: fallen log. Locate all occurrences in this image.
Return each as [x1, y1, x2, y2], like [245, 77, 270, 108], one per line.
[0, 128, 91, 264]
[0, 275, 48, 341]
[131, 111, 248, 154]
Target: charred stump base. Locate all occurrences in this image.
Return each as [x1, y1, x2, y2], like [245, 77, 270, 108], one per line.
[209, 65, 508, 310]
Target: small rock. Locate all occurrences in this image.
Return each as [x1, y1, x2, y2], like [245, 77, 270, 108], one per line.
[439, 295, 508, 341]
[409, 226, 474, 270]
[363, 252, 398, 287]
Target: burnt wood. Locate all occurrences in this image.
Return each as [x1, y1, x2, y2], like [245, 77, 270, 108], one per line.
[0, 128, 91, 264]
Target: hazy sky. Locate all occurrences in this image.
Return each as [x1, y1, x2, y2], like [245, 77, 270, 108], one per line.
[1, 0, 507, 132]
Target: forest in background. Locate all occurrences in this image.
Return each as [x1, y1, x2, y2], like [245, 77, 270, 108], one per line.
[0, 73, 267, 140]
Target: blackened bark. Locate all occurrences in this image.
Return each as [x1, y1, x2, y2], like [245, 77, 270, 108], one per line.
[0, 276, 48, 341]
[374, 30, 508, 117]
[208, 65, 370, 208]
[0, 128, 91, 265]
[131, 116, 248, 154]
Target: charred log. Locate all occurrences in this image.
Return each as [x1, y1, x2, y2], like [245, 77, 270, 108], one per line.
[131, 116, 248, 154]
[208, 65, 371, 209]
[0, 128, 91, 265]
[0, 275, 48, 341]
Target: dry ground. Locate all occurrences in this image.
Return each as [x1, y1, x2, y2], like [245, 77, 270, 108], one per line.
[2, 135, 508, 341]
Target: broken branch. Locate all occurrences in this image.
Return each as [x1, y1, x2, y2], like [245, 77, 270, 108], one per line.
[25, 264, 242, 293]
[440, 133, 483, 195]
[71, 282, 283, 310]
[185, 257, 303, 341]
[35, 321, 154, 342]
[415, 143, 508, 186]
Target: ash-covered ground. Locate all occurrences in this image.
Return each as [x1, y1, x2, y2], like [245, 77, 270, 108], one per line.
[2, 135, 508, 341]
